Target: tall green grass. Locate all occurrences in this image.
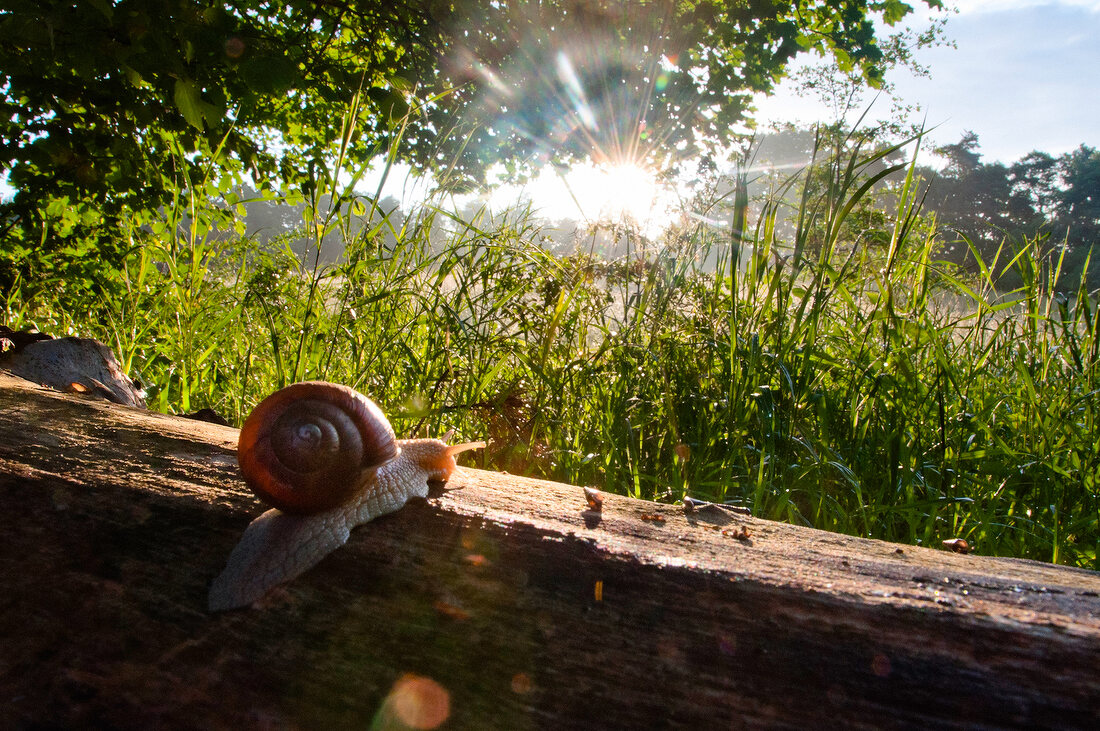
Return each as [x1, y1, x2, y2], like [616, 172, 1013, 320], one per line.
[5, 139, 1098, 569]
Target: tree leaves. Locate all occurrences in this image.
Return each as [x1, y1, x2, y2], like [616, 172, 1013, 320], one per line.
[368, 86, 411, 126]
[1, 0, 945, 299]
[870, 1, 907, 27]
[173, 79, 223, 130]
[241, 55, 300, 95]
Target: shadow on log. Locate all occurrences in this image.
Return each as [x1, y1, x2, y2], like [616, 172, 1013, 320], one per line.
[0, 372, 1098, 728]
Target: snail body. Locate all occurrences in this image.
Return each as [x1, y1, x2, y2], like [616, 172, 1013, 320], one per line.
[208, 382, 484, 611]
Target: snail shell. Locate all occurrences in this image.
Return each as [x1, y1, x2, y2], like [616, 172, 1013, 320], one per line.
[209, 381, 485, 611]
[237, 381, 397, 514]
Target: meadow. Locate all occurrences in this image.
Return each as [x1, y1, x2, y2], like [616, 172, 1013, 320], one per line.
[6, 139, 1098, 570]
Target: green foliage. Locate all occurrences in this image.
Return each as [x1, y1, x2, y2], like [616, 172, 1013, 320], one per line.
[435, 0, 942, 180]
[784, 9, 952, 144]
[1, 0, 943, 298]
[0, 0, 433, 297]
[1058, 145, 1100, 246]
[920, 134, 1100, 289]
[9, 0, 1095, 570]
[7, 139, 1099, 570]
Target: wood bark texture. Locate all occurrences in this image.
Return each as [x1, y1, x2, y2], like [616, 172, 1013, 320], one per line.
[0, 372, 1098, 729]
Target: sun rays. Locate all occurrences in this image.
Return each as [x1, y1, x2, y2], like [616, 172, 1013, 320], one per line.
[439, 1, 691, 229]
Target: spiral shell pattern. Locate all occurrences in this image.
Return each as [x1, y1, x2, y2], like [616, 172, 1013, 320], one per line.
[237, 381, 398, 514]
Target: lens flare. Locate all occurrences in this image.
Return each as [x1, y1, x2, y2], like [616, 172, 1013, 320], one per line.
[385, 674, 450, 730]
[441, 4, 694, 222]
[556, 52, 598, 131]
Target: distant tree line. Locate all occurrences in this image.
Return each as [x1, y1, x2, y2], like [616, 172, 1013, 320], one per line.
[918, 132, 1100, 288]
[734, 126, 1099, 291]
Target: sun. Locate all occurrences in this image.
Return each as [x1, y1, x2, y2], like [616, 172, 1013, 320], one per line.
[560, 161, 679, 232]
[502, 160, 676, 233]
[588, 162, 667, 223]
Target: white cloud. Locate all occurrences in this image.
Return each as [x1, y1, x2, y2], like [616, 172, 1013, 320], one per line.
[896, 3, 1100, 161]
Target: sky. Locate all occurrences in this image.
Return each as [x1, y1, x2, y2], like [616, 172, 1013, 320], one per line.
[755, 0, 1100, 166]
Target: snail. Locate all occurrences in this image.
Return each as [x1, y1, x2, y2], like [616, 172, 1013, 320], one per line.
[208, 381, 485, 611]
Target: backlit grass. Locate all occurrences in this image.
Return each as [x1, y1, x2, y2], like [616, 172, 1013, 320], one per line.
[5, 140, 1098, 569]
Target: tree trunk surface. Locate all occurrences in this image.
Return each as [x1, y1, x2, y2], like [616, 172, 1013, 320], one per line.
[0, 372, 1098, 729]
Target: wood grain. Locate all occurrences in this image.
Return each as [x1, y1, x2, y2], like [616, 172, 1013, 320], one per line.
[1, 372, 1097, 729]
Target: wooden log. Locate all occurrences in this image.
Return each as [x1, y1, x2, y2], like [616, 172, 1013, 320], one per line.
[0, 371, 1097, 729]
